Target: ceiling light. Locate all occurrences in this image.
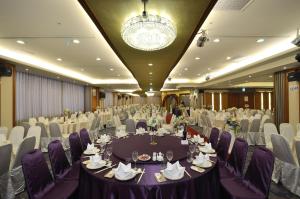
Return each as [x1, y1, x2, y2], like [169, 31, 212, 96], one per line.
[184, 67, 188, 71]
[148, 63, 153, 66]
[80, 68, 85, 71]
[226, 56, 231, 60]
[195, 57, 200, 60]
[245, 80, 249, 83]
[213, 38, 220, 43]
[149, 72, 153, 75]
[150, 83, 152, 85]
[117, 74, 121, 77]
[283, 66, 287, 70]
[72, 39, 80, 44]
[16, 40, 25, 45]
[110, 68, 114, 71]
[57, 58, 62, 61]
[248, 75, 252, 78]
[256, 38, 265, 43]
[197, 73, 201, 76]
[208, 67, 211, 71]
[121, 0, 176, 51]
[145, 92, 155, 97]
[269, 75, 273, 78]
[96, 57, 101, 61]
[56, 76, 60, 79]
[149, 88, 153, 92]
[25, 68, 29, 71]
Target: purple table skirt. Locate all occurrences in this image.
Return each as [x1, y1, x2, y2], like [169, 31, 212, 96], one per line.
[79, 135, 220, 199]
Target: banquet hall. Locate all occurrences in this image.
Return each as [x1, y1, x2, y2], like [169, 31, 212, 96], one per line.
[1, 0, 300, 198]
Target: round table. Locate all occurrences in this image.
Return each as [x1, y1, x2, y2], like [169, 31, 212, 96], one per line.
[79, 134, 219, 199]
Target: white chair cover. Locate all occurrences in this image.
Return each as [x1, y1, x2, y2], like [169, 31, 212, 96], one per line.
[280, 123, 296, 148]
[9, 126, 24, 155]
[247, 119, 261, 145]
[263, 123, 278, 150]
[26, 126, 41, 149]
[125, 119, 136, 133]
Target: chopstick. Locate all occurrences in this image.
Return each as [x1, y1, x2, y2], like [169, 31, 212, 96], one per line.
[94, 164, 116, 174]
[184, 170, 192, 178]
[137, 168, 145, 184]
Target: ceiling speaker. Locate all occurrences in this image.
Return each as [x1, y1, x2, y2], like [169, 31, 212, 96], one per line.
[0, 63, 12, 77]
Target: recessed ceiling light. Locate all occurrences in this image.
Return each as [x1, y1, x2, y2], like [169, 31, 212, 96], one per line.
[213, 38, 220, 43]
[86, 83, 89, 86]
[226, 56, 231, 60]
[148, 63, 153, 66]
[150, 83, 152, 85]
[72, 39, 80, 44]
[80, 68, 85, 71]
[208, 67, 211, 71]
[110, 68, 114, 71]
[25, 68, 29, 71]
[256, 38, 265, 43]
[283, 66, 287, 70]
[195, 57, 200, 60]
[57, 58, 62, 61]
[117, 74, 120, 77]
[56, 76, 60, 79]
[269, 75, 273, 78]
[248, 75, 252, 78]
[149, 72, 152, 75]
[184, 67, 188, 71]
[149, 88, 153, 92]
[245, 80, 249, 83]
[197, 73, 201, 76]
[16, 40, 25, 45]
[96, 57, 101, 61]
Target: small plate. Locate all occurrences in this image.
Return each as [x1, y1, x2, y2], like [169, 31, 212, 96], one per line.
[162, 170, 184, 181]
[193, 161, 212, 169]
[86, 160, 106, 170]
[84, 148, 100, 155]
[199, 147, 215, 154]
[138, 154, 151, 161]
[114, 170, 137, 181]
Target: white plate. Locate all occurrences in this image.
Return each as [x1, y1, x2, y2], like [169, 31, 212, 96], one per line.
[193, 160, 212, 168]
[86, 160, 106, 170]
[199, 147, 215, 154]
[162, 171, 185, 180]
[83, 148, 100, 155]
[114, 170, 137, 181]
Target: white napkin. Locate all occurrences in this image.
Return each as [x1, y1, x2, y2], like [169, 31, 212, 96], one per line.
[193, 135, 204, 143]
[163, 161, 185, 179]
[116, 130, 127, 138]
[114, 162, 134, 179]
[136, 128, 146, 135]
[87, 143, 95, 151]
[90, 154, 102, 166]
[194, 153, 209, 165]
[205, 143, 212, 150]
[99, 134, 110, 142]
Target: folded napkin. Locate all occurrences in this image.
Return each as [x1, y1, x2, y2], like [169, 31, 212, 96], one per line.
[163, 161, 185, 179]
[116, 131, 127, 138]
[89, 154, 102, 165]
[87, 143, 95, 151]
[114, 162, 134, 179]
[99, 134, 110, 142]
[194, 153, 209, 165]
[205, 143, 212, 150]
[136, 128, 146, 135]
[193, 135, 204, 143]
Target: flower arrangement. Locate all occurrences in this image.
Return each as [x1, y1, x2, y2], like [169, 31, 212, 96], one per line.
[226, 116, 240, 134]
[63, 108, 70, 117]
[173, 115, 189, 127]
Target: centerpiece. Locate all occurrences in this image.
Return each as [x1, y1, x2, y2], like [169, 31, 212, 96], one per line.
[226, 116, 240, 135]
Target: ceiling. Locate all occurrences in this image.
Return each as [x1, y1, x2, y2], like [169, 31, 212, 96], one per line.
[164, 0, 300, 89]
[79, 0, 217, 92]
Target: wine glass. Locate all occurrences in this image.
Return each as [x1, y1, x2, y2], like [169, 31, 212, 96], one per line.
[132, 151, 139, 170]
[99, 141, 105, 153]
[106, 146, 112, 163]
[166, 150, 173, 162]
[187, 152, 193, 163]
[189, 144, 196, 157]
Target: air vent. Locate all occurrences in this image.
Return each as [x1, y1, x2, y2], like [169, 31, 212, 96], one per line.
[214, 0, 254, 11]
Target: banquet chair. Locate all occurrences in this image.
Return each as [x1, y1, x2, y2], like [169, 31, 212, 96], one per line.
[21, 122, 31, 138]
[26, 126, 41, 149]
[125, 119, 136, 133]
[239, 119, 249, 139]
[219, 138, 248, 179]
[216, 131, 232, 164]
[79, 129, 91, 150]
[48, 140, 80, 181]
[263, 123, 278, 150]
[247, 119, 261, 145]
[69, 132, 83, 163]
[271, 134, 300, 196]
[259, 115, 270, 132]
[280, 123, 296, 148]
[10, 136, 36, 195]
[136, 121, 147, 131]
[22, 149, 78, 199]
[0, 126, 8, 140]
[209, 127, 219, 150]
[36, 122, 48, 138]
[0, 143, 13, 199]
[220, 147, 274, 199]
[9, 126, 25, 155]
[296, 141, 300, 168]
[49, 122, 63, 138]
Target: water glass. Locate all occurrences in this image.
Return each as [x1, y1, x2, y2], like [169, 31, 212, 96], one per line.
[132, 151, 139, 170]
[106, 146, 112, 162]
[166, 150, 173, 162]
[189, 144, 196, 156]
[187, 152, 193, 163]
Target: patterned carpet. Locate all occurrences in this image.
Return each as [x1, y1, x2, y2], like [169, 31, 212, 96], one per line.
[13, 127, 299, 199]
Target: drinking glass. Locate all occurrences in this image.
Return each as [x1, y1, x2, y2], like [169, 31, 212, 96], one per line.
[106, 146, 112, 162]
[132, 151, 139, 170]
[189, 144, 196, 157]
[166, 150, 173, 162]
[187, 152, 193, 163]
[99, 141, 105, 153]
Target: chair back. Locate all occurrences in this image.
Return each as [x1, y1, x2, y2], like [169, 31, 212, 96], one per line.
[79, 129, 91, 150]
[12, 136, 36, 168]
[49, 123, 62, 138]
[21, 123, 31, 138]
[244, 147, 274, 196]
[271, 134, 295, 165]
[9, 126, 25, 148]
[217, 131, 231, 161]
[26, 126, 41, 149]
[125, 119, 136, 133]
[48, 140, 70, 180]
[22, 149, 54, 199]
[239, 119, 249, 133]
[36, 122, 48, 138]
[280, 123, 295, 148]
[69, 132, 83, 163]
[209, 127, 219, 149]
[263, 123, 278, 149]
[0, 126, 8, 139]
[296, 141, 300, 165]
[249, 119, 260, 132]
[228, 138, 248, 177]
[0, 143, 12, 176]
[136, 121, 147, 131]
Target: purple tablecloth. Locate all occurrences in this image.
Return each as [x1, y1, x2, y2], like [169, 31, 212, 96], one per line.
[79, 135, 219, 199]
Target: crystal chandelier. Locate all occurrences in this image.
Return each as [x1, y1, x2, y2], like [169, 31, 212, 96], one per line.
[121, 0, 176, 51]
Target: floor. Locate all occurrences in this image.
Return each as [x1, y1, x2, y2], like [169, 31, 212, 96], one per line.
[11, 126, 300, 199]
